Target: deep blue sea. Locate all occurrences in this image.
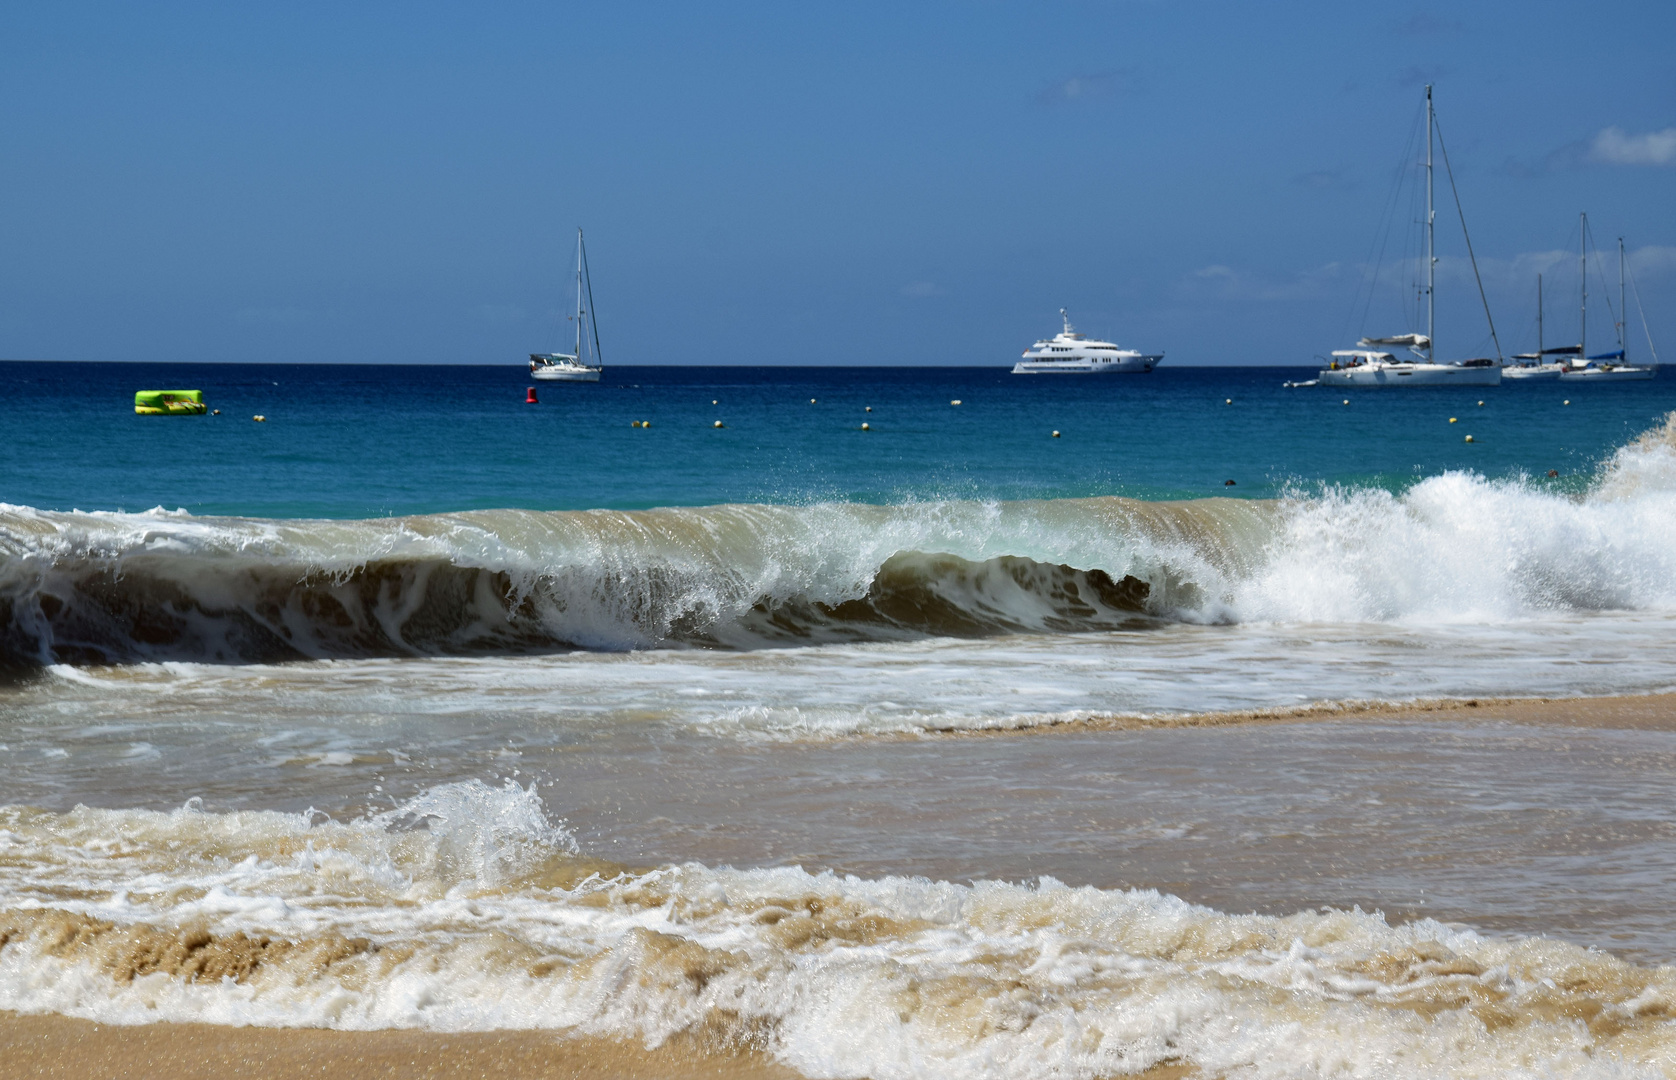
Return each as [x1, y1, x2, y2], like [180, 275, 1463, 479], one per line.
[5, 361, 1672, 517]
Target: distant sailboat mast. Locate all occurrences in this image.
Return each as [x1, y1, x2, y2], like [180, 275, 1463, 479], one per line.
[1579, 212, 1587, 362]
[1619, 236, 1628, 362]
[575, 227, 585, 364]
[1425, 85, 1436, 364]
[1537, 274, 1543, 359]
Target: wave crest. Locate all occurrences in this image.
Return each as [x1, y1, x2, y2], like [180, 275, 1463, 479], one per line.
[3, 411, 1676, 665]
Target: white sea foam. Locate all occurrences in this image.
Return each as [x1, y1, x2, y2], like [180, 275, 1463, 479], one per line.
[1, 782, 1672, 1079]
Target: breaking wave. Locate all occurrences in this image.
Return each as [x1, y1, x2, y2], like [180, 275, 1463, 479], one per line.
[3, 412, 1676, 666]
[2, 780, 1673, 1079]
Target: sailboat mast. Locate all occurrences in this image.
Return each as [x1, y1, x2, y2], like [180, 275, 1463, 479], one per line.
[1425, 85, 1435, 362]
[1537, 274, 1543, 359]
[1579, 212, 1587, 362]
[575, 228, 584, 362]
[1619, 236, 1627, 361]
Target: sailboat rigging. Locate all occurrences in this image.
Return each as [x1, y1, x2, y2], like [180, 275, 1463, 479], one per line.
[1505, 271, 1568, 379]
[530, 228, 604, 383]
[1560, 220, 1656, 381]
[1317, 86, 1502, 387]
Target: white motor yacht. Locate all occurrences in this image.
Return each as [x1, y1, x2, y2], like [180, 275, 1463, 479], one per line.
[530, 228, 604, 383]
[1013, 310, 1162, 374]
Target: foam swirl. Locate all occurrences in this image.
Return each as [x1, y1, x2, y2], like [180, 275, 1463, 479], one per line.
[2, 782, 1673, 1079]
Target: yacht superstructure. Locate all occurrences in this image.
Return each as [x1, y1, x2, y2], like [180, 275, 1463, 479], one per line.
[1013, 310, 1162, 374]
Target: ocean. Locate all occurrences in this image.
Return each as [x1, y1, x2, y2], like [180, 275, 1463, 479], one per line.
[4, 360, 1676, 1078]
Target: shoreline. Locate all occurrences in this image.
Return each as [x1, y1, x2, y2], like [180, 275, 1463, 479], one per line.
[922, 690, 1676, 739]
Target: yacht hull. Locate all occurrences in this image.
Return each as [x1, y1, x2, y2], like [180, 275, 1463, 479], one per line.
[1559, 367, 1656, 381]
[1501, 365, 1565, 380]
[531, 366, 601, 382]
[1012, 355, 1160, 374]
[1318, 364, 1501, 387]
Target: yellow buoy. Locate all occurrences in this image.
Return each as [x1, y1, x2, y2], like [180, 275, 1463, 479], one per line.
[1563, 399, 1570, 405]
[810, 398, 817, 404]
[951, 399, 962, 406]
[642, 420, 650, 428]
[631, 420, 641, 427]
[253, 415, 266, 422]
[1449, 417, 1457, 423]
[1342, 399, 1350, 405]
[1225, 398, 1232, 405]
[860, 422, 870, 431]
[1477, 400, 1484, 406]
[1465, 435, 1474, 443]
[211, 409, 220, 415]
[712, 399, 718, 405]
[1051, 430, 1061, 438]
[865, 406, 872, 412]
[713, 420, 724, 428]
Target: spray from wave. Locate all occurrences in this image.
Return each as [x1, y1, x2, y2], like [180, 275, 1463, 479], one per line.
[1, 781, 1672, 1080]
[3, 412, 1675, 666]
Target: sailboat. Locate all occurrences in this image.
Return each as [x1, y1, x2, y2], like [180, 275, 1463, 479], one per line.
[1559, 221, 1656, 381]
[1318, 86, 1502, 388]
[530, 228, 604, 382]
[1503, 273, 1567, 379]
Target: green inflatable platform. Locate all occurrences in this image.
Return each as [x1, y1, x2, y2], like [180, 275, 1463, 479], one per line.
[135, 390, 207, 416]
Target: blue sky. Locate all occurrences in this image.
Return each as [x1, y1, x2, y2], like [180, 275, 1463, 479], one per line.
[1, 1, 1671, 365]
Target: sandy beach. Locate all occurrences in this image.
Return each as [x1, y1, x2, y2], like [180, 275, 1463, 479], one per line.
[0, 1012, 807, 1080]
[4, 693, 1672, 1078]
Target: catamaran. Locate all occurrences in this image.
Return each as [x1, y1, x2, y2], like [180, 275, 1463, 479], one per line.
[1317, 86, 1502, 388]
[1558, 220, 1656, 381]
[530, 228, 604, 382]
[1013, 310, 1162, 374]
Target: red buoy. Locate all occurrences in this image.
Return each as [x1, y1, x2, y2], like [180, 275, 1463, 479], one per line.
[526, 387, 539, 404]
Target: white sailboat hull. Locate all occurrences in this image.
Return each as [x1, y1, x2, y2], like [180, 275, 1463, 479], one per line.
[1559, 366, 1656, 381]
[531, 365, 601, 382]
[1318, 363, 1501, 387]
[1501, 364, 1566, 380]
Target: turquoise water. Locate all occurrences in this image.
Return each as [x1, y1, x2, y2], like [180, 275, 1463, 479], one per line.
[8, 362, 1676, 1075]
[3, 361, 1670, 517]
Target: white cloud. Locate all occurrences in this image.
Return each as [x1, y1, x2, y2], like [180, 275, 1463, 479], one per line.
[1631, 245, 1676, 274]
[1436, 245, 1676, 288]
[1037, 69, 1135, 105]
[1589, 126, 1676, 166]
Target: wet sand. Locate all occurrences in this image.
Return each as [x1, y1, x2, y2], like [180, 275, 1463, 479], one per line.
[1003, 690, 1676, 736]
[0, 1012, 805, 1080]
[0, 1011, 1198, 1080]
